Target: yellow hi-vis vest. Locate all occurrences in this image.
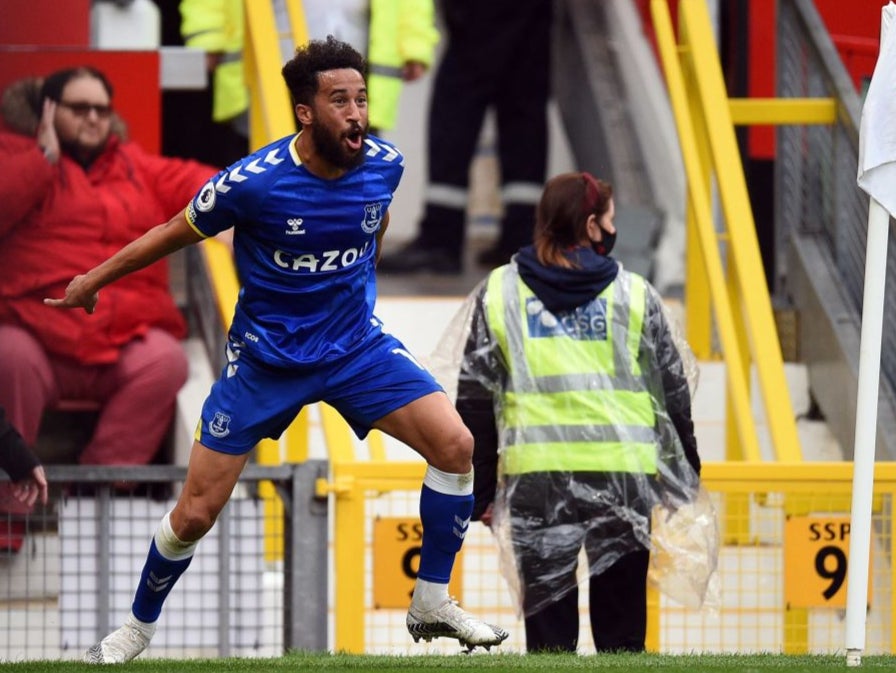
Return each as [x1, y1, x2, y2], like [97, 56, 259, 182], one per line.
[180, 0, 248, 123]
[367, 0, 438, 131]
[484, 265, 657, 475]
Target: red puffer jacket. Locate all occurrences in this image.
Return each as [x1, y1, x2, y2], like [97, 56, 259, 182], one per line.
[0, 88, 218, 364]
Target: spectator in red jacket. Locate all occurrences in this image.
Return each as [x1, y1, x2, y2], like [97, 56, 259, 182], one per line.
[0, 67, 216, 548]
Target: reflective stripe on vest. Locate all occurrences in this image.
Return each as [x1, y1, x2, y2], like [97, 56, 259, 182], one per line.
[484, 265, 656, 474]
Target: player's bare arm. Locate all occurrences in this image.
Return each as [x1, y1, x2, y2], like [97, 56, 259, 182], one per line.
[44, 209, 204, 313]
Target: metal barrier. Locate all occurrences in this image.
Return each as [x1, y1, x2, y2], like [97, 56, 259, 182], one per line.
[0, 462, 327, 661]
[4, 461, 894, 658]
[776, 0, 896, 463]
[319, 460, 896, 655]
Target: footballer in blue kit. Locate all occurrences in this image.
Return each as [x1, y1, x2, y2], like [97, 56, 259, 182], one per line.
[185, 131, 438, 453]
[186, 132, 402, 368]
[47, 37, 509, 662]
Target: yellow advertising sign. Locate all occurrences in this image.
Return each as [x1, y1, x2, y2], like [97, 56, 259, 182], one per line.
[784, 516, 870, 609]
[373, 517, 463, 609]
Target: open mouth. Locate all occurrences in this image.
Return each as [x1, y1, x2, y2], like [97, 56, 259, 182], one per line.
[344, 129, 363, 152]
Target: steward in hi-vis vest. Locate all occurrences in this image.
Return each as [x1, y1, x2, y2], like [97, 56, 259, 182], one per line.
[442, 171, 707, 654]
[483, 266, 658, 477]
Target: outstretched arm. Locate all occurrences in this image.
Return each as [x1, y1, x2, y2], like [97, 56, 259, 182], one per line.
[44, 209, 204, 313]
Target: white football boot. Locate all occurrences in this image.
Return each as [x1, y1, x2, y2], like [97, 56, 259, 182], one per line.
[407, 598, 509, 651]
[84, 613, 156, 664]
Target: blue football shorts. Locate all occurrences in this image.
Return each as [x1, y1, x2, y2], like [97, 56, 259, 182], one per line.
[196, 328, 444, 455]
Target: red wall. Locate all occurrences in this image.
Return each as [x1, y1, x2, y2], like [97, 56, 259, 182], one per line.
[0, 0, 91, 46]
[815, 0, 886, 91]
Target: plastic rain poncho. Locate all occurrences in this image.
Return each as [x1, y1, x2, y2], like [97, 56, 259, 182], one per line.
[428, 260, 719, 616]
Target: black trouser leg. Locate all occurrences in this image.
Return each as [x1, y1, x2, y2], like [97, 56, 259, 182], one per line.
[589, 549, 650, 652]
[418, 45, 490, 254]
[492, 0, 551, 253]
[524, 585, 580, 653]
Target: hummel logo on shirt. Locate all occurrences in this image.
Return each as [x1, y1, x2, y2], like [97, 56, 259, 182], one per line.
[286, 218, 306, 235]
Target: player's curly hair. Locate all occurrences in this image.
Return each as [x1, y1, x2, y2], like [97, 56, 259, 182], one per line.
[282, 36, 366, 106]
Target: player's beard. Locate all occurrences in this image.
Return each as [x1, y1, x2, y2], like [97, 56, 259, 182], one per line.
[311, 119, 366, 171]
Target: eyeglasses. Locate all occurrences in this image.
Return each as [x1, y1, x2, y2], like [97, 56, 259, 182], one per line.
[58, 101, 113, 119]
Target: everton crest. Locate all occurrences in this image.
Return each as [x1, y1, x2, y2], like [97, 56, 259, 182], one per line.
[361, 202, 383, 233]
[209, 411, 232, 438]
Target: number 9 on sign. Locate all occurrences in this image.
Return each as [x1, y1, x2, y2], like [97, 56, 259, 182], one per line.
[784, 516, 871, 609]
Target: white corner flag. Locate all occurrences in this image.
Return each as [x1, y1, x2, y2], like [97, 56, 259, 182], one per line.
[858, 4, 896, 215]
[848, 2, 896, 667]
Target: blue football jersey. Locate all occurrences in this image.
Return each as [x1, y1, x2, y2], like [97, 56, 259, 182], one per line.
[185, 133, 404, 367]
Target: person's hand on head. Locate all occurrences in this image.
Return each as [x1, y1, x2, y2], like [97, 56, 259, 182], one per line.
[11, 466, 48, 507]
[43, 274, 99, 313]
[37, 98, 60, 164]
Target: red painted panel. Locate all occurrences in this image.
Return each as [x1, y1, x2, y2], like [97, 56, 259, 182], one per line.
[815, 0, 887, 91]
[747, 0, 776, 159]
[0, 0, 90, 46]
[0, 50, 160, 153]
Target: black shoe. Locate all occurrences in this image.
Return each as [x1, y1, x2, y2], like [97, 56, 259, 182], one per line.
[378, 239, 461, 274]
[475, 244, 516, 268]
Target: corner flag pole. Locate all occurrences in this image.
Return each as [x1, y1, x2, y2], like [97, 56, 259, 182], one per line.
[848, 2, 896, 666]
[844, 196, 888, 667]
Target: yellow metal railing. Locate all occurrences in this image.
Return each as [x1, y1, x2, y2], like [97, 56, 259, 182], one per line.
[317, 460, 425, 653]
[651, 0, 816, 463]
[243, 0, 306, 149]
[318, 460, 896, 654]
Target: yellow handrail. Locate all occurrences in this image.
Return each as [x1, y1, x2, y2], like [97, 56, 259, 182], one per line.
[650, 0, 764, 461]
[198, 237, 240, 325]
[651, 0, 814, 462]
[728, 98, 838, 125]
[283, 0, 309, 50]
[243, 0, 299, 150]
[679, 0, 802, 462]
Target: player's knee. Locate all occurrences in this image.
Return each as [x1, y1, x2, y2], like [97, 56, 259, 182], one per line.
[170, 501, 218, 542]
[433, 423, 474, 473]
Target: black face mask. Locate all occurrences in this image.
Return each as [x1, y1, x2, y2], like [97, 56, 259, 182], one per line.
[592, 228, 616, 256]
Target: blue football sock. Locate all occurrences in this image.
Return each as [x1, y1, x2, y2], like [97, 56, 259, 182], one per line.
[130, 538, 193, 623]
[417, 483, 474, 584]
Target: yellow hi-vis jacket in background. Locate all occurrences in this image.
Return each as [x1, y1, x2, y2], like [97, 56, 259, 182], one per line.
[180, 0, 248, 124]
[367, 0, 439, 131]
[483, 265, 658, 476]
[180, 0, 438, 131]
